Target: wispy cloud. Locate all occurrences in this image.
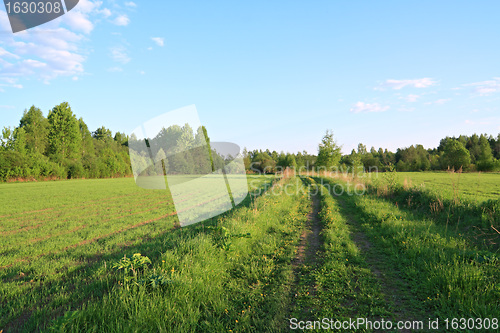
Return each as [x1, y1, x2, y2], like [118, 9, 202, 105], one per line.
[350, 102, 390, 113]
[463, 78, 500, 96]
[151, 37, 164, 47]
[465, 119, 492, 125]
[402, 94, 420, 102]
[424, 98, 450, 105]
[0, 47, 20, 59]
[63, 0, 111, 33]
[125, 2, 137, 8]
[109, 46, 131, 64]
[100, 8, 112, 18]
[398, 107, 415, 112]
[107, 67, 123, 72]
[113, 14, 130, 26]
[376, 78, 436, 90]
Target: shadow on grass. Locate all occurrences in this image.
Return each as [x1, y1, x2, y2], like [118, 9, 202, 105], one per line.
[364, 184, 500, 252]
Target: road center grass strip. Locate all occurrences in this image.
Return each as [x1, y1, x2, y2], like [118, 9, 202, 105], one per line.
[290, 177, 390, 332]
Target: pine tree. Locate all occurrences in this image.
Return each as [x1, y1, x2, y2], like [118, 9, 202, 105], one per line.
[316, 130, 342, 171]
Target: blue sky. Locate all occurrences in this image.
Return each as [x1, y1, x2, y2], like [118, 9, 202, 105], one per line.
[1, 0, 499, 154]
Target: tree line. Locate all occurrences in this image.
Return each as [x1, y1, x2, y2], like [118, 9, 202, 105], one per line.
[1, 104, 499, 182]
[0, 103, 131, 181]
[244, 131, 500, 173]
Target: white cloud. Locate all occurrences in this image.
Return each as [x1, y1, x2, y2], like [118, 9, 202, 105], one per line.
[125, 2, 137, 7]
[465, 119, 492, 125]
[109, 46, 130, 64]
[76, 0, 103, 13]
[107, 67, 123, 72]
[113, 14, 130, 26]
[0, 1, 111, 90]
[100, 8, 112, 18]
[0, 46, 17, 57]
[463, 78, 500, 96]
[64, 10, 94, 34]
[147, 47, 153, 51]
[398, 107, 415, 112]
[424, 98, 450, 105]
[435, 98, 450, 105]
[376, 78, 436, 90]
[151, 37, 164, 47]
[402, 94, 420, 102]
[61, 0, 110, 34]
[139, 70, 145, 75]
[0, 81, 23, 89]
[350, 102, 390, 113]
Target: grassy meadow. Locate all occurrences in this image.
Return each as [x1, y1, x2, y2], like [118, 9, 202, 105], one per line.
[0, 172, 499, 332]
[395, 172, 500, 203]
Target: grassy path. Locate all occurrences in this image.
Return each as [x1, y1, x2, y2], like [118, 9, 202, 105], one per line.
[333, 192, 429, 332]
[313, 175, 500, 332]
[290, 177, 393, 332]
[38, 176, 309, 332]
[289, 177, 322, 321]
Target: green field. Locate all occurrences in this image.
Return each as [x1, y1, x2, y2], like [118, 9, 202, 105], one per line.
[1, 173, 499, 332]
[0, 175, 275, 331]
[395, 172, 500, 203]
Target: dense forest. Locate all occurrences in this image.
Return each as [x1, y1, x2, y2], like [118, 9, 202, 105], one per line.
[1, 103, 500, 182]
[0, 103, 131, 181]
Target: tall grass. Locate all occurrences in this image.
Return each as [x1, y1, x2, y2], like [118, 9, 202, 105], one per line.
[319, 176, 500, 321]
[47, 176, 310, 332]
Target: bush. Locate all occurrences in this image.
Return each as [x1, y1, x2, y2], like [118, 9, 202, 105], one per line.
[67, 161, 86, 179]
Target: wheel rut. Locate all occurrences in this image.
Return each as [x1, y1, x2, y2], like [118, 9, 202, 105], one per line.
[290, 192, 322, 318]
[334, 195, 428, 332]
